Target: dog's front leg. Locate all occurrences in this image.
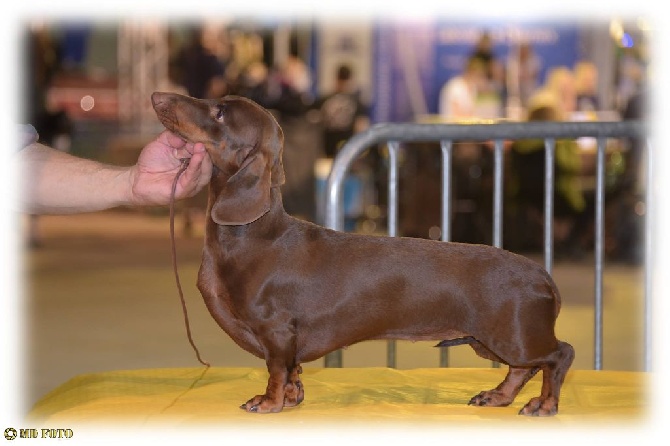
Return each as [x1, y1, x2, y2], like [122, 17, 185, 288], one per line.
[240, 360, 289, 413]
[283, 364, 304, 407]
[240, 326, 298, 413]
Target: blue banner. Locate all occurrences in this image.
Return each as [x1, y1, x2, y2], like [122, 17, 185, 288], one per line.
[372, 21, 581, 123]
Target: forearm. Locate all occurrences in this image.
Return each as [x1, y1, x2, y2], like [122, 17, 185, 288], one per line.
[18, 143, 134, 215]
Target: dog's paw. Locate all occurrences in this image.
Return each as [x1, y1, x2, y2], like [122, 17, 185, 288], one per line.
[283, 380, 304, 407]
[240, 395, 284, 413]
[468, 392, 490, 406]
[518, 396, 558, 416]
[468, 390, 514, 407]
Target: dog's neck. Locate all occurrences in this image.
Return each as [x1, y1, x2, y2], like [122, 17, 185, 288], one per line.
[211, 187, 289, 238]
[266, 187, 286, 218]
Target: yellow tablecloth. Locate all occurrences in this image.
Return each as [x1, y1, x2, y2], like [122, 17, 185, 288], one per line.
[28, 367, 648, 427]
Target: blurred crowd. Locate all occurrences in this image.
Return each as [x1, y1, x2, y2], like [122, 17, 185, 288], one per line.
[435, 30, 648, 263]
[23, 24, 649, 263]
[166, 26, 368, 128]
[439, 30, 647, 122]
[164, 25, 373, 227]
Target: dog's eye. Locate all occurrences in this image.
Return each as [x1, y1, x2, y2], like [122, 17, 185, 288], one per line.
[215, 106, 226, 123]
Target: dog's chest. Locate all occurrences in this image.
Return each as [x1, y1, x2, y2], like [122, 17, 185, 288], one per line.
[204, 291, 265, 357]
[197, 253, 267, 357]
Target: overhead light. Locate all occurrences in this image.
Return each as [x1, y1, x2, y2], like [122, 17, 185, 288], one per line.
[80, 95, 95, 112]
[609, 19, 624, 42]
[620, 32, 634, 48]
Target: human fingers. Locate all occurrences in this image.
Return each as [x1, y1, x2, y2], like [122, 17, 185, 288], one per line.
[159, 130, 187, 149]
[174, 141, 204, 159]
[177, 150, 212, 197]
[191, 142, 206, 153]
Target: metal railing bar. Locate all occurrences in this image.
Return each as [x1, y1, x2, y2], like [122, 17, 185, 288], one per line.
[439, 140, 453, 368]
[387, 141, 401, 368]
[594, 136, 607, 370]
[323, 120, 647, 370]
[324, 347, 342, 368]
[544, 139, 556, 275]
[493, 139, 505, 249]
[326, 121, 645, 233]
[331, 121, 645, 146]
[491, 139, 505, 369]
[440, 140, 453, 243]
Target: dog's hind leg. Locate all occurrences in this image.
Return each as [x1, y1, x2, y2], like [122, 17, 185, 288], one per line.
[518, 341, 575, 416]
[469, 366, 540, 407]
[463, 339, 540, 407]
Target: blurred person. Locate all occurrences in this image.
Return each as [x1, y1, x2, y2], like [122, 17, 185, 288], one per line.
[280, 53, 312, 98]
[470, 30, 506, 116]
[471, 32, 493, 64]
[439, 55, 493, 244]
[15, 125, 212, 216]
[542, 66, 577, 119]
[24, 25, 62, 128]
[607, 83, 648, 263]
[621, 84, 648, 187]
[313, 64, 369, 158]
[509, 92, 588, 258]
[508, 40, 541, 110]
[264, 45, 317, 220]
[438, 56, 488, 120]
[23, 25, 70, 246]
[616, 46, 645, 112]
[170, 25, 228, 235]
[236, 60, 270, 107]
[574, 60, 600, 112]
[470, 31, 500, 84]
[312, 64, 371, 229]
[172, 26, 228, 99]
[267, 49, 313, 117]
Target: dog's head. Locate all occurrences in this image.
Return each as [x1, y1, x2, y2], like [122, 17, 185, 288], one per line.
[152, 92, 285, 225]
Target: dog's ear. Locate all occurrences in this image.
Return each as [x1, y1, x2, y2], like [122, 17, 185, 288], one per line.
[209, 97, 285, 226]
[269, 114, 285, 188]
[210, 151, 271, 226]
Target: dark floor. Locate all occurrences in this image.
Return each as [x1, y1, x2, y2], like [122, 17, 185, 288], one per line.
[22, 209, 647, 411]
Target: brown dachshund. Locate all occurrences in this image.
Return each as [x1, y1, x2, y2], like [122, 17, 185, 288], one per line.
[151, 91, 574, 416]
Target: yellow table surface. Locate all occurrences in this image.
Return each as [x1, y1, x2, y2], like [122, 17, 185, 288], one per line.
[28, 367, 649, 429]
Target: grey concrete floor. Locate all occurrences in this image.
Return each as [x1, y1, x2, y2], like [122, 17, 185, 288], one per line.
[22, 210, 647, 411]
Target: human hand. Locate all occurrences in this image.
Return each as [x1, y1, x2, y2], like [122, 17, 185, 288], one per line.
[128, 131, 213, 206]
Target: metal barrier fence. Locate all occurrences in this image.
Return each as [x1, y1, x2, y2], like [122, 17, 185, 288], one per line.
[323, 120, 650, 371]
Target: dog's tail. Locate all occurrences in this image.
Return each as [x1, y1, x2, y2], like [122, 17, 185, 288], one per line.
[434, 336, 476, 348]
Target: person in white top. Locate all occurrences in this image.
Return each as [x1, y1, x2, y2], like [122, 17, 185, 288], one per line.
[439, 56, 488, 121]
